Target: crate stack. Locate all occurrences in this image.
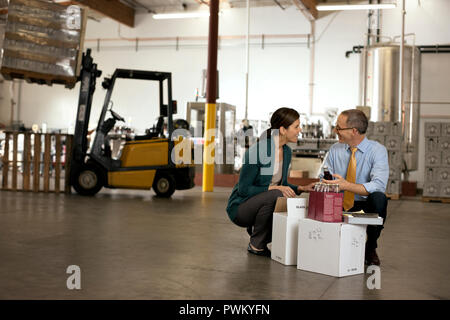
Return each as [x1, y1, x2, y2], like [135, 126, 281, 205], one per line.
[366, 121, 403, 197]
[423, 122, 450, 201]
[0, 0, 86, 88]
[0, 0, 7, 48]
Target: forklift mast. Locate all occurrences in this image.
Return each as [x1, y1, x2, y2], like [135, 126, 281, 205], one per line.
[72, 49, 102, 165]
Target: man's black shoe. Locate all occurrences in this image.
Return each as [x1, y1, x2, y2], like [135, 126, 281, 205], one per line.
[365, 248, 381, 266]
[247, 243, 271, 257]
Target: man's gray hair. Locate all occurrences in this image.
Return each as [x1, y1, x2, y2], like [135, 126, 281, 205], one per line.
[341, 109, 368, 134]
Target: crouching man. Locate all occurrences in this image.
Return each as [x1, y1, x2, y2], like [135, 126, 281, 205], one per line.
[322, 109, 389, 266]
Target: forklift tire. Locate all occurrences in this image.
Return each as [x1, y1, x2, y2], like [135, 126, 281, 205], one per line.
[153, 172, 176, 198]
[72, 164, 105, 196]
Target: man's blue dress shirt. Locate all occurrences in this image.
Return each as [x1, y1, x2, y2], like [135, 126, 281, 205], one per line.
[320, 137, 389, 201]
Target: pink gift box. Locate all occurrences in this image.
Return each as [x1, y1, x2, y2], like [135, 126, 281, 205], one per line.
[308, 191, 343, 223]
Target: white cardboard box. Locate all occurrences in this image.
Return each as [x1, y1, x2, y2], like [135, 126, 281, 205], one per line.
[271, 197, 307, 265]
[297, 218, 367, 277]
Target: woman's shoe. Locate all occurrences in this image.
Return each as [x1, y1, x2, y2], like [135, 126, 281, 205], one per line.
[247, 243, 271, 257]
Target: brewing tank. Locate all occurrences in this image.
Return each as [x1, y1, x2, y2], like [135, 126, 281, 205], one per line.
[359, 44, 421, 171]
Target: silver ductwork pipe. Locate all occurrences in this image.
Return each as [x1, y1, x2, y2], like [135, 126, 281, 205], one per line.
[359, 43, 421, 171]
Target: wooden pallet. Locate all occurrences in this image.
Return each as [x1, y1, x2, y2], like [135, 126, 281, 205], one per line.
[386, 193, 401, 200]
[1, 67, 77, 89]
[422, 197, 450, 203]
[1, 131, 73, 194]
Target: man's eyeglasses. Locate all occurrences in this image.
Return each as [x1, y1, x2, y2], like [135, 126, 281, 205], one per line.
[335, 125, 354, 132]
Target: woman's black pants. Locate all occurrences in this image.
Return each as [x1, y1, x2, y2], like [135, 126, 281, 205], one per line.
[233, 189, 283, 250]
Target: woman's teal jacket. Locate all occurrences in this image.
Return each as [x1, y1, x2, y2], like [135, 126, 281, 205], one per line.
[226, 137, 300, 221]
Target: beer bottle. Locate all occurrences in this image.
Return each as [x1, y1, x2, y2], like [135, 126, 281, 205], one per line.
[323, 166, 333, 180]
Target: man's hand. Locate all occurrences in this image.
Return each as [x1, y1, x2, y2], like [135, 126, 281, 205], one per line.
[322, 173, 350, 191]
[269, 185, 296, 198]
[298, 182, 316, 193]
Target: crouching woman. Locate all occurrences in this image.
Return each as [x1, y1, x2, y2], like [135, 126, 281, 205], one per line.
[226, 108, 314, 256]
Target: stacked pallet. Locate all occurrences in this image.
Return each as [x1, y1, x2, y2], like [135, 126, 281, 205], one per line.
[422, 122, 450, 202]
[1, 131, 74, 193]
[0, 0, 86, 88]
[366, 121, 403, 198]
[0, 0, 7, 48]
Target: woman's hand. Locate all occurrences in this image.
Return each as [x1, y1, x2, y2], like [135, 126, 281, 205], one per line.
[298, 182, 316, 193]
[269, 185, 296, 198]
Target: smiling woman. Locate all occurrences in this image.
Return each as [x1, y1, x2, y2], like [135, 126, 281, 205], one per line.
[226, 107, 316, 256]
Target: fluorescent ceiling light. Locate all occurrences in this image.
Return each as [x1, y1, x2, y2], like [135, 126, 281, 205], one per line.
[317, 3, 396, 11]
[153, 12, 211, 19]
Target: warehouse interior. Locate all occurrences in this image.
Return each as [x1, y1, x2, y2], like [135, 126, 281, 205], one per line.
[0, 0, 449, 300]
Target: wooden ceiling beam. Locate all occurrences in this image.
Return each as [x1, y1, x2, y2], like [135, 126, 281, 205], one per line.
[69, 0, 135, 28]
[293, 0, 318, 20]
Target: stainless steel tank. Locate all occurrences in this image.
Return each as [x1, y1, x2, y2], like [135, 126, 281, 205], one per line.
[359, 44, 421, 171]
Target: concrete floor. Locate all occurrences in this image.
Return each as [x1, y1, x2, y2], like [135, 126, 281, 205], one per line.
[0, 186, 449, 300]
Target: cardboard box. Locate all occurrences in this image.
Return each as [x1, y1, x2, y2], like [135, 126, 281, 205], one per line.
[308, 191, 343, 223]
[423, 182, 441, 197]
[440, 183, 450, 198]
[425, 137, 439, 153]
[442, 123, 450, 137]
[356, 106, 371, 120]
[386, 179, 401, 194]
[442, 152, 450, 167]
[388, 150, 403, 168]
[438, 137, 450, 152]
[391, 122, 402, 136]
[366, 122, 374, 136]
[374, 122, 391, 136]
[370, 135, 386, 145]
[389, 167, 402, 181]
[437, 167, 450, 182]
[402, 181, 417, 197]
[296, 138, 319, 150]
[385, 136, 403, 151]
[271, 197, 308, 265]
[0, 0, 87, 88]
[425, 152, 441, 167]
[297, 219, 367, 277]
[425, 122, 441, 137]
[318, 139, 337, 151]
[425, 167, 437, 181]
[289, 170, 309, 178]
[272, 213, 300, 265]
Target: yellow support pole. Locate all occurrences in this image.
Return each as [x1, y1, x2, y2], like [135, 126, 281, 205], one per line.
[202, 103, 216, 192]
[203, 0, 219, 193]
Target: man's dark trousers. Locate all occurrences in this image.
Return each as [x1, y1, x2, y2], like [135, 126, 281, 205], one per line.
[348, 192, 388, 251]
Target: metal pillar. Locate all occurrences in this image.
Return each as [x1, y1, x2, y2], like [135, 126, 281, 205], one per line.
[244, 0, 250, 120]
[203, 0, 219, 192]
[399, 0, 406, 134]
[308, 20, 315, 116]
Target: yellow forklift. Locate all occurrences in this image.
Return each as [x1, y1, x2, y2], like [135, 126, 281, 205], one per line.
[70, 49, 195, 197]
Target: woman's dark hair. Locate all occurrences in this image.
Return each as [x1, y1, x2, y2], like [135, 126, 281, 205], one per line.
[262, 107, 300, 138]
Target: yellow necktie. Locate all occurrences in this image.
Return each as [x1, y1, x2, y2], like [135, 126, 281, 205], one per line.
[343, 147, 357, 211]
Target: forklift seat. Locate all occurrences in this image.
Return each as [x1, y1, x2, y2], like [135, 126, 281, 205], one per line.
[135, 116, 164, 140]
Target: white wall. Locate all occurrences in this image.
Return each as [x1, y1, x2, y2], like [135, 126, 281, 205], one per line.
[1, 0, 449, 185]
